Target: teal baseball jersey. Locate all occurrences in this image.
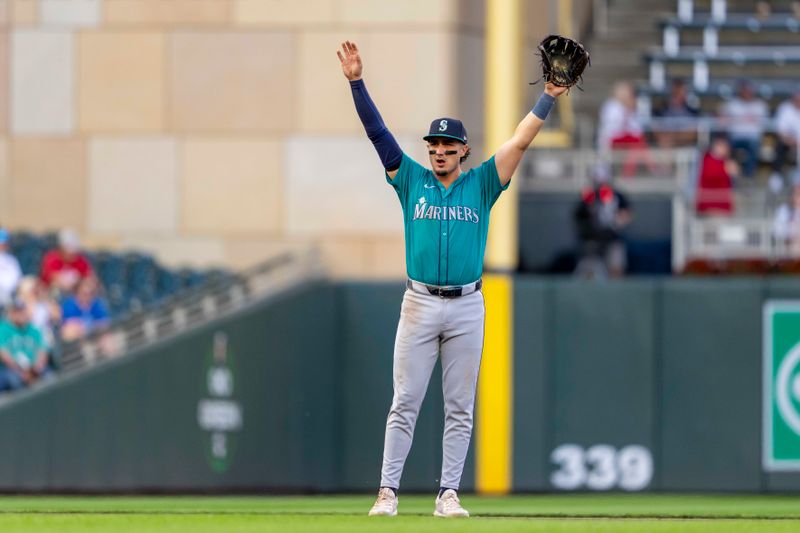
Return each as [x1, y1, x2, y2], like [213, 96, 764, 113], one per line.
[386, 153, 509, 286]
[0, 320, 45, 370]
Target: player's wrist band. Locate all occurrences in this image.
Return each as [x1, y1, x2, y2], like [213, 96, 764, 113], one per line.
[532, 92, 555, 120]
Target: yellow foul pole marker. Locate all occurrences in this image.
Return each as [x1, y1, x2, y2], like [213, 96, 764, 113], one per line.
[477, 0, 521, 495]
[477, 273, 513, 494]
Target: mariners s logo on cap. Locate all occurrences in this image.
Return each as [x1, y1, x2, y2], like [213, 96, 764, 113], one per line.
[423, 117, 467, 144]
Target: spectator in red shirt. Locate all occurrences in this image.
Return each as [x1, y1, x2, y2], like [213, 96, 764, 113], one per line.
[40, 228, 93, 293]
[696, 136, 738, 216]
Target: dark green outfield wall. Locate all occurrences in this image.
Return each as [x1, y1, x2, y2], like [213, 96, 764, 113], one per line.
[0, 277, 798, 492]
[0, 282, 340, 492]
[511, 278, 800, 493]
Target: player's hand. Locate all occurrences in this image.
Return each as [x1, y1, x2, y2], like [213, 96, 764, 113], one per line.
[337, 41, 362, 81]
[544, 82, 569, 97]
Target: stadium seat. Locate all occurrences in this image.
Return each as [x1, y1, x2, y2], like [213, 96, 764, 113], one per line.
[94, 252, 127, 289]
[156, 268, 181, 299]
[125, 253, 158, 305]
[41, 232, 59, 251]
[11, 234, 47, 276]
[177, 268, 205, 290]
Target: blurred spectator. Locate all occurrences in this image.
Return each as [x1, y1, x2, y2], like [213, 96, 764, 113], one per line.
[0, 229, 22, 308]
[574, 167, 633, 279]
[773, 89, 800, 185]
[60, 276, 110, 342]
[41, 228, 93, 294]
[598, 82, 655, 177]
[773, 184, 800, 255]
[755, 0, 771, 19]
[696, 136, 738, 216]
[0, 298, 50, 392]
[720, 80, 769, 178]
[598, 81, 646, 152]
[16, 276, 61, 351]
[653, 78, 700, 148]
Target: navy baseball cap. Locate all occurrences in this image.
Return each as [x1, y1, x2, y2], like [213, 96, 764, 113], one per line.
[423, 118, 467, 144]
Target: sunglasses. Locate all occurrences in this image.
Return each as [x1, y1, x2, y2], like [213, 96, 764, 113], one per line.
[428, 150, 459, 155]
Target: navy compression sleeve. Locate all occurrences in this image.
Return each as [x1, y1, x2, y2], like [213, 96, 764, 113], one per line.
[350, 79, 403, 171]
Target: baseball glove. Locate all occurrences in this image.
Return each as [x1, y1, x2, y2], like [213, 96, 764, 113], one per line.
[535, 34, 590, 89]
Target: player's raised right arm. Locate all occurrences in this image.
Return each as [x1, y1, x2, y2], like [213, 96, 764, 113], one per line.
[338, 41, 402, 179]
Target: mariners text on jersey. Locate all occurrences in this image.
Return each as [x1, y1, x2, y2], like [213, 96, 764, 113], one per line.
[412, 199, 480, 224]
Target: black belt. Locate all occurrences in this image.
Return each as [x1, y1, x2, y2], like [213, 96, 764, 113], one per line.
[406, 279, 482, 298]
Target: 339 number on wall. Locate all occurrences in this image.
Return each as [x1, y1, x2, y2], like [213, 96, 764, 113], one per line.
[550, 444, 653, 491]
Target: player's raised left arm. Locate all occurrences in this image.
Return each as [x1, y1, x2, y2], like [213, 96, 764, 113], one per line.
[494, 83, 568, 185]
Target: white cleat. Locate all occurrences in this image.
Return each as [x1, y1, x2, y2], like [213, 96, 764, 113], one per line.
[434, 489, 469, 518]
[368, 487, 398, 516]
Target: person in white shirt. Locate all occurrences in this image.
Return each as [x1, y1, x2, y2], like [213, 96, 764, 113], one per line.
[597, 81, 645, 152]
[773, 89, 800, 183]
[0, 229, 22, 309]
[720, 80, 769, 178]
[773, 184, 800, 256]
[597, 82, 655, 177]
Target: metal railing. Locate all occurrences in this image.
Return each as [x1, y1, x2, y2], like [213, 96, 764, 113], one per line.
[676, 209, 800, 266]
[686, 216, 773, 258]
[640, 116, 794, 140]
[57, 249, 323, 373]
[672, 178, 798, 269]
[520, 147, 698, 192]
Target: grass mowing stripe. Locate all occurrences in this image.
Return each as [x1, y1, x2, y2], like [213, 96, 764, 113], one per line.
[0, 510, 799, 521]
[0, 495, 799, 519]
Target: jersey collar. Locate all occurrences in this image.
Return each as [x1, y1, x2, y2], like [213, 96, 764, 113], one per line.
[430, 170, 468, 198]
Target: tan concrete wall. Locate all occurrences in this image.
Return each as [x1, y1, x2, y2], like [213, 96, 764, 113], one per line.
[0, 0, 521, 279]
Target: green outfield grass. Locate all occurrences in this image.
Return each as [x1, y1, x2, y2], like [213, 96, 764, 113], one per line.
[0, 494, 798, 532]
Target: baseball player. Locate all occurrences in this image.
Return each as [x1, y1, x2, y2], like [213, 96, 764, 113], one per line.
[337, 40, 567, 517]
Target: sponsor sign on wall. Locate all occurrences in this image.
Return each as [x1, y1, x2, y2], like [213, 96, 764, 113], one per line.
[763, 302, 800, 471]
